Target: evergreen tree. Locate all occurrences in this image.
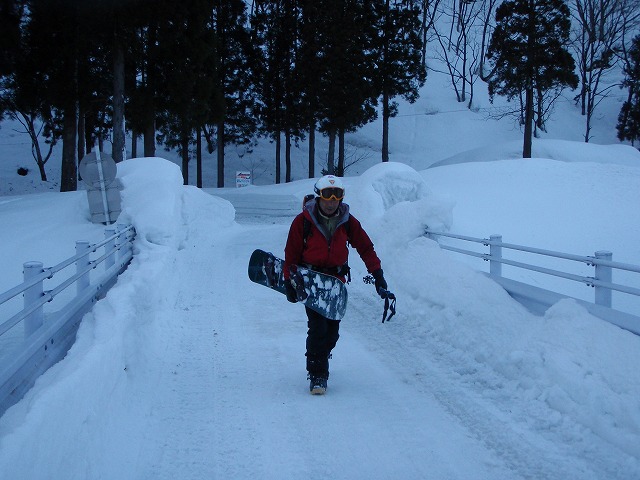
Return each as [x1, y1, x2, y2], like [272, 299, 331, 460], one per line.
[316, 0, 380, 175]
[209, 0, 258, 188]
[17, 0, 124, 190]
[252, 0, 304, 184]
[375, 0, 426, 162]
[0, 1, 59, 180]
[0, 0, 23, 82]
[155, 0, 222, 185]
[25, 0, 84, 191]
[617, 35, 640, 147]
[83, 0, 145, 163]
[75, 3, 115, 158]
[486, 0, 577, 158]
[126, 1, 163, 158]
[297, 0, 324, 178]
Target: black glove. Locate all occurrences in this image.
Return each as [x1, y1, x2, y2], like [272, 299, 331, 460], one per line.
[372, 269, 387, 297]
[285, 280, 298, 303]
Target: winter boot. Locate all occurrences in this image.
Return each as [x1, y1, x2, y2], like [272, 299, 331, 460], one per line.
[309, 374, 328, 395]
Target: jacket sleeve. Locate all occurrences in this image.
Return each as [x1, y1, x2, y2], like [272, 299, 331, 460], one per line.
[284, 213, 305, 280]
[348, 215, 382, 273]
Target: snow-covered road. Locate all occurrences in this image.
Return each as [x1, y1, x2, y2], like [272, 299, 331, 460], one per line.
[162, 215, 514, 479]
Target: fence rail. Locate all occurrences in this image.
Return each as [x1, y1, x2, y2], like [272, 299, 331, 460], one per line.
[0, 224, 136, 417]
[424, 229, 640, 335]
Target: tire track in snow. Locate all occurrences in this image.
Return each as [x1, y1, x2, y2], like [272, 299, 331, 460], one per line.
[345, 286, 635, 480]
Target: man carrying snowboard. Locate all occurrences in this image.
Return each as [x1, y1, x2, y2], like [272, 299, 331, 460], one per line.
[284, 175, 388, 395]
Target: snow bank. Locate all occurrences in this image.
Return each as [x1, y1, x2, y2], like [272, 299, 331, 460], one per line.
[0, 157, 239, 476]
[347, 162, 454, 247]
[118, 157, 235, 248]
[349, 161, 640, 459]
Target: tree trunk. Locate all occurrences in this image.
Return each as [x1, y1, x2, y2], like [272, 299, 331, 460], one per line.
[181, 135, 189, 185]
[98, 111, 106, 151]
[327, 129, 336, 175]
[131, 132, 138, 158]
[382, 90, 390, 162]
[584, 91, 594, 142]
[197, 127, 202, 188]
[308, 124, 315, 178]
[143, 21, 156, 157]
[479, 0, 496, 81]
[579, 64, 587, 115]
[21, 113, 49, 181]
[337, 130, 345, 176]
[523, 86, 534, 158]
[143, 115, 155, 157]
[382, 0, 390, 163]
[84, 115, 93, 156]
[37, 158, 47, 181]
[285, 129, 292, 182]
[77, 109, 85, 162]
[535, 87, 544, 134]
[275, 132, 281, 184]
[112, 38, 126, 163]
[217, 120, 224, 187]
[202, 125, 215, 154]
[421, 1, 427, 69]
[27, 114, 49, 181]
[60, 109, 78, 192]
[523, 0, 534, 159]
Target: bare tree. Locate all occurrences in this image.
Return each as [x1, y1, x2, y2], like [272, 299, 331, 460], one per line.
[239, 156, 270, 183]
[6, 111, 57, 181]
[570, 0, 640, 142]
[478, 0, 499, 80]
[430, 0, 487, 108]
[418, 0, 443, 68]
[319, 143, 371, 177]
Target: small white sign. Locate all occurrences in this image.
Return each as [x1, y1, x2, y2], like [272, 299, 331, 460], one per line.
[236, 171, 251, 188]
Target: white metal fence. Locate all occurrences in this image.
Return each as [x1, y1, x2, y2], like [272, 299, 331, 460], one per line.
[0, 224, 136, 417]
[424, 229, 640, 335]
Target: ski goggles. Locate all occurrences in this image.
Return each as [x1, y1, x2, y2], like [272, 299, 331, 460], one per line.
[318, 187, 344, 201]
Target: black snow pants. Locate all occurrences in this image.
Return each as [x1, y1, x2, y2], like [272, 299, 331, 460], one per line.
[305, 306, 340, 378]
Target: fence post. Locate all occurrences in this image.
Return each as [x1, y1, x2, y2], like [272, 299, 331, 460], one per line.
[594, 250, 612, 308]
[76, 241, 91, 295]
[23, 261, 44, 338]
[105, 227, 116, 271]
[489, 234, 502, 277]
[116, 224, 128, 261]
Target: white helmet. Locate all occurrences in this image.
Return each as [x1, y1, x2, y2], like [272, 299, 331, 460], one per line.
[314, 175, 345, 200]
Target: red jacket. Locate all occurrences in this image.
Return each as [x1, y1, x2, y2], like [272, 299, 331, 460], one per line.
[284, 200, 381, 282]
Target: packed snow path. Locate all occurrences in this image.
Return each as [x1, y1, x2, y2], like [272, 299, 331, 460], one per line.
[145, 215, 508, 479]
[142, 209, 514, 479]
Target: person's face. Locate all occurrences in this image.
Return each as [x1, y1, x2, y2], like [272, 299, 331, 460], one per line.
[318, 196, 340, 215]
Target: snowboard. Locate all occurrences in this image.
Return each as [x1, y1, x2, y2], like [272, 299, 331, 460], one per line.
[248, 249, 348, 320]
